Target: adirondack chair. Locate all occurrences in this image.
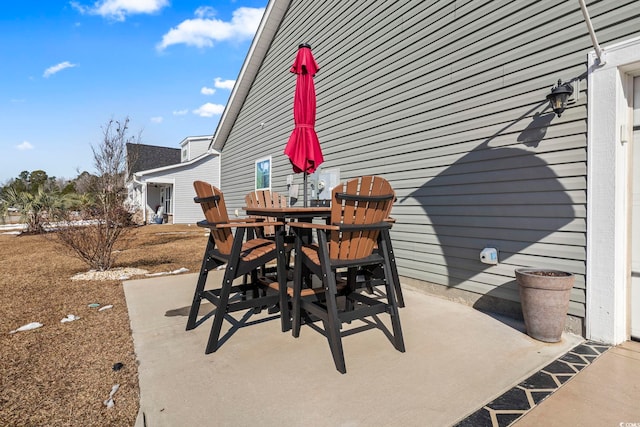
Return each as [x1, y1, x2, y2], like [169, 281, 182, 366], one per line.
[187, 181, 288, 354]
[357, 214, 406, 308]
[288, 176, 405, 373]
[244, 189, 288, 238]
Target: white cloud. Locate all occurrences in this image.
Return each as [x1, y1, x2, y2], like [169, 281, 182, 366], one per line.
[214, 77, 235, 90]
[43, 61, 77, 78]
[201, 86, 216, 95]
[193, 102, 225, 117]
[172, 109, 188, 116]
[157, 7, 264, 51]
[150, 116, 163, 123]
[194, 6, 215, 19]
[17, 141, 34, 150]
[71, 0, 169, 22]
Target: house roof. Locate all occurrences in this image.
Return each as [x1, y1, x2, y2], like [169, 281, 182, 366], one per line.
[210, 0, 289, 152]
[127, 143, 181, 174]
[132, 148, 220, 177]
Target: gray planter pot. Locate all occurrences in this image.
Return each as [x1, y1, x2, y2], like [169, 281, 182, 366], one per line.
[515, 268, 575, 343]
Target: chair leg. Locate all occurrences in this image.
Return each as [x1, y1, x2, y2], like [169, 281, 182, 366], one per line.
[380, 230, 405, 353]
[291, 239, 304, 338]
[276, 228, 291, 332]
[316, 231, 346, 374]
[344, 267, 357, 315]
[385, 275, 405, 353]
[205, 269, 234, 354]
[386, 237, 405, 308]
[324, 273, 347, 374]
[187, 235, 215, 331]
[250, 269, 263, 313]
[363, 267, 375, 294]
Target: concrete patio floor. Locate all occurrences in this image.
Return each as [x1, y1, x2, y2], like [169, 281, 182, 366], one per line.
[124, 271, 587, 427]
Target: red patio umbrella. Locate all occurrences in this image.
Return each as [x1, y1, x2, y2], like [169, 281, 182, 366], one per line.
[284, 43, 324, 206]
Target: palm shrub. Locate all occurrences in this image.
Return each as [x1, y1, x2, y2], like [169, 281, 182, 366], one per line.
[3, 187, 64, 234]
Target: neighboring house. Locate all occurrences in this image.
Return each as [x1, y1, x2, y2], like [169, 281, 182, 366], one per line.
[126, 136, 220, 224]
[206, 0, 640, 345]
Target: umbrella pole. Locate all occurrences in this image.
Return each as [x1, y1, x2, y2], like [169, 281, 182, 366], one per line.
[303, 172, 308, 207]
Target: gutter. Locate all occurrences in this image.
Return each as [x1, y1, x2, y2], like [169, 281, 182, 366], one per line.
[578, 0, 606, 65]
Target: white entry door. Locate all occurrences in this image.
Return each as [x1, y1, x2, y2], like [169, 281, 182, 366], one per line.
[632, 76, 640, 340]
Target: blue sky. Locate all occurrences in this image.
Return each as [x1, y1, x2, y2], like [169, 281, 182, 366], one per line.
[0, 0, 267, 183]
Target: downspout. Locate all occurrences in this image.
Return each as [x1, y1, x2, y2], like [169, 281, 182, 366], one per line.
[578, 0, 606, 65]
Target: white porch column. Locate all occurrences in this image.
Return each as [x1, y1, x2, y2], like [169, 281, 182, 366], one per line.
[587, 36, 640, 344]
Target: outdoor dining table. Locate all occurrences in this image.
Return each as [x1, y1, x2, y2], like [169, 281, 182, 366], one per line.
[243, 205, 331, 250]
[243, 206, 331, 222]
[243, 205, 331, 330]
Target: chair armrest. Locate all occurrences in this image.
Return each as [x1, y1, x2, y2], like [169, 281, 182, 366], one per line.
[334, 222, 392, 232]
[218, 221, 284, 229]
[229, 218, 258, 223]
[197, 220, 283, 229]
[384, 217, 396, 224]
[288, 222, 339, 231]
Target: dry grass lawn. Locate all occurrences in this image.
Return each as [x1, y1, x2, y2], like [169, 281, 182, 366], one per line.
[0, 224, 207, 426]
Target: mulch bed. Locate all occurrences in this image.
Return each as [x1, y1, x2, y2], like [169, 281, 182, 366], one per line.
[0, 224, 206, 426]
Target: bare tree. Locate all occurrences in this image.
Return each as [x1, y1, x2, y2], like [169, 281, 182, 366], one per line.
[56, 117, 141, 271]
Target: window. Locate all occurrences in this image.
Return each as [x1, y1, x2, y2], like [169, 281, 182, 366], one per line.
[255, 156, 271, 190]
[181, 147, 188, 162]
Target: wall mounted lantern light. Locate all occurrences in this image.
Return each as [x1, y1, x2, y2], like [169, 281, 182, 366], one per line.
[546, 79, 574, 118]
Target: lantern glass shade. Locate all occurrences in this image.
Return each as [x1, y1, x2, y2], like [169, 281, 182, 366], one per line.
[546, 79, 573, 117]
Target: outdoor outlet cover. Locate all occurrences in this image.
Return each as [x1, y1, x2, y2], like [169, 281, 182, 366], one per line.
[480, 247, 498, 265]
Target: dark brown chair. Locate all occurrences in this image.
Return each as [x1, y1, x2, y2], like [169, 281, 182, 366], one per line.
[289, 176, 405, 373]
[186, 181, 288, 354]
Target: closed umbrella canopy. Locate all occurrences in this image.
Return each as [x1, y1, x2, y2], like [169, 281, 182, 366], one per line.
[284, 44, 324, 176]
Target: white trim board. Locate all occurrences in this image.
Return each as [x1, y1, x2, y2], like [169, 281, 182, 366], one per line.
[587, 36, 640, 344]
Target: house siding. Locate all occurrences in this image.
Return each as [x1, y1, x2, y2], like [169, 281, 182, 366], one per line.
[182, 136, 211, 161]
[142, 155, 220, 224]
[218, 0, 640, 321]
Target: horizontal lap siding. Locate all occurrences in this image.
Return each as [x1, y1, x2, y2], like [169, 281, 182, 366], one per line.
[219, 0, 348, 210]
[173, 157, 220, 224]
[146, 156, 220, 224]
[220, 0, 640, 318]
[187, 139, 210, 160]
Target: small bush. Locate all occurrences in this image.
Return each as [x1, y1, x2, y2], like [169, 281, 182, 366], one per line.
[56, 205, 133, 271]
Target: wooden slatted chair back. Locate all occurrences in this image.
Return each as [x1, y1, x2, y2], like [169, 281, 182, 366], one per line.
[329, 176, 395, 260]
[245, 189, 287, 209]
[193, 180, 234, 256]
[245, 190, 287, 236]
